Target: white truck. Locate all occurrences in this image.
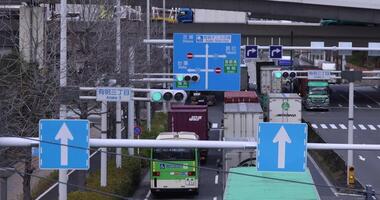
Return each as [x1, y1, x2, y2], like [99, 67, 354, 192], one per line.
[268, 93, 302, 123]
[260, 67, 282, 95]
[177, 8, 247, 24]
[223, 102, 264, 141]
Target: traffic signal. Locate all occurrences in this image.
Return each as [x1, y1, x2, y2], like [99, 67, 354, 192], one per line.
[176, 74, 200, 82]
[348, 166, 355, 185]
[273, 71, 297, 79]
[149, 89, 187, 103]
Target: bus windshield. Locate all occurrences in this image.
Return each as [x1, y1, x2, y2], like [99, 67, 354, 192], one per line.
[153, 148, 195, 161]
[309, 87, 328, 95]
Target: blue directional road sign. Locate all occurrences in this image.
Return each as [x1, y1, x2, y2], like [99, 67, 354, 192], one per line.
[245, 45, 258, 59]
[257, 122, 307, 172]
[173, 33, 241, 91]
[269, 45, 283, 59]
[39, 119, 89, 170]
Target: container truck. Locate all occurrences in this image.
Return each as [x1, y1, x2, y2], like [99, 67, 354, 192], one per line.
[177, 8, 247, 24]
[268, 93, 302, 123]
[260, 66, 282, 94]
[224, 91, 259, 104]
[223, 102, 264, 140]
[168, 105, 209, 162]
[294, 66, 330, 110]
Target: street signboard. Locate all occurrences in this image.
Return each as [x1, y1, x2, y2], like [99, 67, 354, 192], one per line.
[310, 41, 324, 55]
[245, 45, 258, 59]
[269, 45, 282, 59]
[339, 42, 352, 56]
[257, 122, 307, 172]
[39, 119, 89, 169]
[368, 42, 380, 57]
[96, 87, 131, 102]
[173, 33, 241, 91]
[278, 59, 293, 66]
[308, 70, 331, 80]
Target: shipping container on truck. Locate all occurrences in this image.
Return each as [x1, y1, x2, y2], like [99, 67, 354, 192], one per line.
[268, 93, 302, 123]
[168, 105, 209, 162]
[223, 102, 263, 140]
[255, 62, 275, 94]
[260, 66, 282, 95]
[224, 91, 259, 104]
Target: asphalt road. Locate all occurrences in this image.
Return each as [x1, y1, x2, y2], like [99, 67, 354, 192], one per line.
[304, 84, 380, 195]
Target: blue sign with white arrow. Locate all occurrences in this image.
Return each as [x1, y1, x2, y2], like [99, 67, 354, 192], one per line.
[173, 33, 241, 91]
[257, 122, 307, 172]
[39, 119, 89, 170]
[245, 45, 258, 59]
[269, 45, 282, 59]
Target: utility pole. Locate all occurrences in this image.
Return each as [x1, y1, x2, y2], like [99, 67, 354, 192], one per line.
[146, 0, 152, 131]
[59, 0, 68, 199]
[115, 0, 122, 169]
[162, 0, 167, 113]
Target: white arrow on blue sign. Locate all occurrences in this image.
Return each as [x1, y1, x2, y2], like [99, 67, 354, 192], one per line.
[245, 45, 258, 59]
[39, 119, 89, 170]
[269, 45, 282, 59]
[257, 122, 307, 172]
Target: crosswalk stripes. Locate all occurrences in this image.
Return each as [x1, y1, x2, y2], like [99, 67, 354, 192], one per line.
[339, 124, 347, 129]
[310, 123, 380, 131]
[329, 124, 338, 129]
[358, 124, 367, 130]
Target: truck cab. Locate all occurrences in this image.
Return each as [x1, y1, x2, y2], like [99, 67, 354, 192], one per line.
[303, 81, 330, 110]
[177, 8, 193, 23]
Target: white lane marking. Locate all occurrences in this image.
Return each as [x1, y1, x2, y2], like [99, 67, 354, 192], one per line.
[320, 124, 328, 129]
[144, 190, 151, 200]
[368, 125, 376, 131]
[367, 105, 373, 108]
[338, 104, 343, 107]
[312, 124, 318, 129]
[215, 175, 219, 185]
[339, 124, 347, 130]
[329, 124, 337, 129]
[353, 125, 357, 130]
[359, 155, 366, 161]
[354, 105, 358, 108]
[358, 124, 367, 130]
[213, 197, 217, 200]
[377, 125, 380, 129]
[377, 156, 380, 160]
[307, 154, 338, 196]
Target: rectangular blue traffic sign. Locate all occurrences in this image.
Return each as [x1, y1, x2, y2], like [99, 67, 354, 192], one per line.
[173, 33, 241, 91]
[257, 122, 307, 172]
[245, 45, 258, 59]
[269, 45, 282, 59]
[39, 119, 89, 170]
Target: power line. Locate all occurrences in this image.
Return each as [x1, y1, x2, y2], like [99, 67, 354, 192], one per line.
[1, 167, 131, 200]
[8, 136, 378, 197]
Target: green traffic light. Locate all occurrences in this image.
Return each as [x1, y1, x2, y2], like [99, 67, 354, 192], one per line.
[176, 75, 184, 82]
[151, 92, 162, 102]
[274, 72, 282, 79]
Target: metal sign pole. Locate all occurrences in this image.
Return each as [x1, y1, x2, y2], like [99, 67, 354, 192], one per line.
[128, 91, 135, 155]
[115, 0, 122, 169]
[116, 99, 122, 168]
[347, 78, 354, 186]
[59, 0, 68, 199]
[100, 101, 107, 186]
[147, 82, 152, 131]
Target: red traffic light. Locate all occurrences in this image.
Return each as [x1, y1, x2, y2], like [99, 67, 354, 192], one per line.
[282, 72, 289, 78]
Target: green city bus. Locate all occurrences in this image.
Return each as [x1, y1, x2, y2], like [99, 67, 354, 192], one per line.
[150, 132, 199, 194]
